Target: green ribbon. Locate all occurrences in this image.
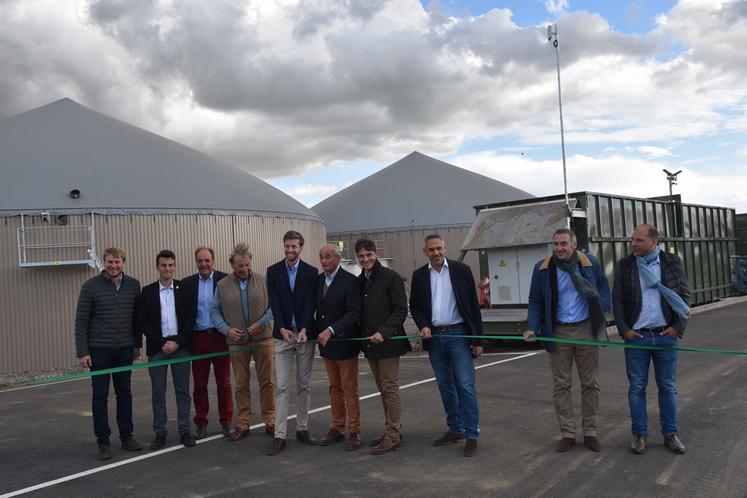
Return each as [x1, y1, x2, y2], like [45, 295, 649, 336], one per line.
[335, 333, 747, 356]
[8, 332, 746, 389]
[11, 344, 270, 388]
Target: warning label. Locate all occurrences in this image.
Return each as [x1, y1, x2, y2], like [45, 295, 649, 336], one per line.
[499, 259, 507, 268]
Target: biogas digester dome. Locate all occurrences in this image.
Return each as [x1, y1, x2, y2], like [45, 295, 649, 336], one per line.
[0, 98, 325, 372]
[312, 151, 532, 284]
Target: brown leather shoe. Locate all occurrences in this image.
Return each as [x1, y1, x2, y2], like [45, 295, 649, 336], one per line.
[630, 435, 646, 454]
[346, 432, 361, 451]
[370, 433, 403, 447]
[266, 437, 286, 456]
[664, 434, 686, 454]
[265, 424, 275, 437]
[369, 434, 386, 447]
[370, 437, 399, 455]
[317, 428, 345, 446]
[229, 428, 250, 442]
[463, 439, 478, 457]
[432, 432, 465, 446]
[584, 436, 601, 452]
[296, 430, 317, 445]
[98, 444, 112, 460]
[556, 437, 576, 452]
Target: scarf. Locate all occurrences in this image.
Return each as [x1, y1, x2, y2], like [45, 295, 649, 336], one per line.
[636, 246, 690, 320]
[554, 251, 599, 300]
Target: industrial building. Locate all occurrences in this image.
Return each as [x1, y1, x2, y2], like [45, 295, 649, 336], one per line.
[0, 99, 325, 373]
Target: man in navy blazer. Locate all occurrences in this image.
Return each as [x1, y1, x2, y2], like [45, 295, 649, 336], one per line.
[138, 250, 196, 450]
[180, 247, 232, 439]
[409, 234, 483, 457]
[315, 243, 363, 451]
[265, 231, 319, 455]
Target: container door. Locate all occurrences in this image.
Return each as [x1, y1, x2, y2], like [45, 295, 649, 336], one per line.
[487, 248, 520, 305]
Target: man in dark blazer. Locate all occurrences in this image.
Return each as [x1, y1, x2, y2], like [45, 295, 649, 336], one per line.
[613, 224, 690, 456]
[409, 234, 483, 457]
[181, 246, 231, 439]
[139, 250, 196, 450]
[315, 243, 363, 451]
[265, 230, 319, 456]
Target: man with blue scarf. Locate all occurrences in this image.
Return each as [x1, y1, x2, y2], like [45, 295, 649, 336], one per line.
[613, 224, 690, 455]
[524, 228, 611, 453]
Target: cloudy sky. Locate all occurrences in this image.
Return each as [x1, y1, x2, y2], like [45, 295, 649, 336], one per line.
[2, 0, 746, 212]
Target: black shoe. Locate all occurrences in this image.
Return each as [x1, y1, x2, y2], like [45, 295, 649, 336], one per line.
[195, 426, 207, 439]
[149, 434, 166, 451]
[222, 424, 232, 437]
[180, 432, 197, 448]
[296, 430, 317, 445]
[98, 444, 112, 460]
[464, 439, 478, 457]
[121, 436, 143, 451]
[432, 432, 464, 446]
[266, 438, 286, 456]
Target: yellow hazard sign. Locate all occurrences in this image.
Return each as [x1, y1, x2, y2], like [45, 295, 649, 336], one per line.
[499, 259, 507, 267]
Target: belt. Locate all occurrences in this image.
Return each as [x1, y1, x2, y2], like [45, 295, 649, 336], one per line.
[639, 326, 667, 333]
[432, 323, 464, 332]
[194, 328, 219, 334]
[554, 319, 589, 327]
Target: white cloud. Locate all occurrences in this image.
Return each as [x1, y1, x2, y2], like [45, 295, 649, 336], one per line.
[544, 0, 569, 16]
[281, 184, 339, 196]
[449, 150, 747, 212]
[0, 0, 744, 198]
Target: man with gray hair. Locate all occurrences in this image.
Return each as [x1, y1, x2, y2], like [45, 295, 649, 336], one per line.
[211, 243, 275, 441]
[315, 243, 363, 450]
[524, 228, 611, 453]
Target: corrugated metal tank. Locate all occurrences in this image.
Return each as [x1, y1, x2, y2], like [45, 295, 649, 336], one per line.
[1, 213, 325, 373]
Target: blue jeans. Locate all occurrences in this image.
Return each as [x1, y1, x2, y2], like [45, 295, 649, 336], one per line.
[624, 332, 678, 437]
[90, 347, 135, 445]
[148, 349, 192, 436]
[427, 327, 480, 439]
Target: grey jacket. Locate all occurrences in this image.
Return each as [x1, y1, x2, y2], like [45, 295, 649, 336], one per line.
[75, 272, 142, 357]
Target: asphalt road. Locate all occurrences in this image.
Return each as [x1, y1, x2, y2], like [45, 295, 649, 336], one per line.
[1, 302, 746, 497]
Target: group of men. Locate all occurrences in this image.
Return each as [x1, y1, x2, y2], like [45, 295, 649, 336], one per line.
[75, 223, 689, 462]
[75, 231, 485, 460]
[524, 224, 690, 456]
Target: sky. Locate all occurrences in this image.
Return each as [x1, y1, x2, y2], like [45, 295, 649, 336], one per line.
[1, 0, 746, 212]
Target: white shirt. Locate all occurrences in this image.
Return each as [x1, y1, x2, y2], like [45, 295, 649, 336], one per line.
[429, 260, 463, 327]
[159, 281, 178, 338]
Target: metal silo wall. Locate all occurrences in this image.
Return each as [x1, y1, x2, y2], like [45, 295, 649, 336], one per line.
[0, 214, 325, 373]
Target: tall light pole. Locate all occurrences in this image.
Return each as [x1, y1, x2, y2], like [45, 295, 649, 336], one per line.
[547, 23, 570, 228]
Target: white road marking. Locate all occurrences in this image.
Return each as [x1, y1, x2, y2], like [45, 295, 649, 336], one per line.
[1, 351, 540, 498]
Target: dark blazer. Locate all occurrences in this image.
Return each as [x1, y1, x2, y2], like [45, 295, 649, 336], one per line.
[358, 261, 411, 360]
[181, 270, 228, 331]
[316, 267, 362, 360]
[409, 259, 483, 350]
[267, 259, 319, 339]
[138, 279, 193, 356]
[612, 251, 689, 336]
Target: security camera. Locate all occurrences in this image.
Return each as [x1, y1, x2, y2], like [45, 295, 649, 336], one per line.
[41, 210, 50, 222]
[69, 189, 80, 199]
